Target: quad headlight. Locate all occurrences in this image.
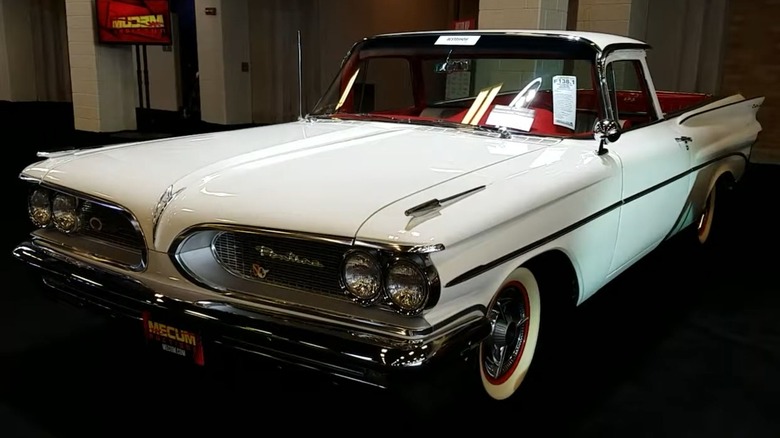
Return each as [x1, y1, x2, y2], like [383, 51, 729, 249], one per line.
[342, 251, 383, 303]
[28, 188, 83, 233]
[52, 194, 80, 233]
[28, 189, 52, 227]
[341, 249, 436, 315]
[385, 260, 429, 314]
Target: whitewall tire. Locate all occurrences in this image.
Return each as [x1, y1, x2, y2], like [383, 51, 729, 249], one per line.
[479, 267, 541, 401]
[697, 185, 717, 245]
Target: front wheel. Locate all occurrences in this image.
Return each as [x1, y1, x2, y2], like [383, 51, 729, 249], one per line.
[479, 267, 541, 400]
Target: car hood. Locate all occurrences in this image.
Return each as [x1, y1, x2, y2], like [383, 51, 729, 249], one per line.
[24, 120, 552, 250]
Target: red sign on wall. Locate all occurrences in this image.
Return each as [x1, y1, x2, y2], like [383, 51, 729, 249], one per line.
[452, 18, 476, 30]
[96, 0, 172, 45]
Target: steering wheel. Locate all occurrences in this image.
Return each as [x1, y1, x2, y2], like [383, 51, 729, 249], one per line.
[509, 77, 543, 109]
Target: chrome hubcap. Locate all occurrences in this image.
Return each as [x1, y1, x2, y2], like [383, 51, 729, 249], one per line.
[483, 287, 529, 381]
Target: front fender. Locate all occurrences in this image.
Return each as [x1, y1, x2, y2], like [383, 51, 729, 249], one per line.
[358, 141, 623, 327]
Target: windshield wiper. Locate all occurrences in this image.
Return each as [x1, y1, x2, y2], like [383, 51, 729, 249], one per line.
[471, 125, 514, 139]
[306, 113, 410, 123]
[306, 113, 518, 139]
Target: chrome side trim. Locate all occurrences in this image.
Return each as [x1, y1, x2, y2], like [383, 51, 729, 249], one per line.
[678, 95, 764, 125]
[446, 152, 749, 288]
[37, 149, 81, 158]
[353, 240, 446, 254]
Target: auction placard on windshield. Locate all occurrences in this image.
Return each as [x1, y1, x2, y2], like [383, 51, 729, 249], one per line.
[553, 75, 577, 130]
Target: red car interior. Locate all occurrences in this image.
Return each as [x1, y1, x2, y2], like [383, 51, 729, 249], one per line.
[335, 56, 713, 136]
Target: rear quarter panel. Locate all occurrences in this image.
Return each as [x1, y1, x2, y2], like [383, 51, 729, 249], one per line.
[669, 95, 764, 234]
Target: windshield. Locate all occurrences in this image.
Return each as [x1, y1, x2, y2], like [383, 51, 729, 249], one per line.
[310, 34, 602, 138]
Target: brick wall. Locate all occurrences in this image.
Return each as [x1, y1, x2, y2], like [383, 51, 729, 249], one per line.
[479, 0, 568, 30]
[576, 0, 633, 36]
[720, 0, 780, 163]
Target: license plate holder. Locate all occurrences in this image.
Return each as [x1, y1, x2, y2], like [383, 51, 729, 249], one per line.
[142, 311, 205, 366]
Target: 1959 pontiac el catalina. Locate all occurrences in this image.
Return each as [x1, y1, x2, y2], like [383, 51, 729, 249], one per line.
[14, 30, 764, 402]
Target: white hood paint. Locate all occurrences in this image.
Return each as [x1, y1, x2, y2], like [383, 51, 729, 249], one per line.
[23, 120, 556, 250]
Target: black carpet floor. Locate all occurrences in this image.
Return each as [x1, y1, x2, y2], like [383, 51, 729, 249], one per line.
[1, 107, 779, 436]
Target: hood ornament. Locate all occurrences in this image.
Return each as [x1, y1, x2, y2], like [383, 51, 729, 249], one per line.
[152, 185, 185, 241]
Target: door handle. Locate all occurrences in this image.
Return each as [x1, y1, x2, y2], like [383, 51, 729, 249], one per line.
[675, 136, 692, 150]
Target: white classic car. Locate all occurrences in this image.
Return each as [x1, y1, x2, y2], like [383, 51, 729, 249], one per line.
[14, 30, 764, 402]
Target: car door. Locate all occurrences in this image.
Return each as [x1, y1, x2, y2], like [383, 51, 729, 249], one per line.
[603, 51, 691, 276]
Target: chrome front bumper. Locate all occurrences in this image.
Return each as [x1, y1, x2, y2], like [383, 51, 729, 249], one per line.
[12, 240, 489, 389]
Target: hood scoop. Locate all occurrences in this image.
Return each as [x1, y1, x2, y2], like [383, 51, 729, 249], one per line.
[404, 185, 487, 217]
[403, 185, 486, 230]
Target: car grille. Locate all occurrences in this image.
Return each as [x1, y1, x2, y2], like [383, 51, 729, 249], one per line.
[30, 188, 147, 271]
[79, 200, 145, 250]
[212, 231, 348, 295]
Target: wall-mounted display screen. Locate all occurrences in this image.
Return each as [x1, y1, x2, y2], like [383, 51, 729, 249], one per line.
[96, 0, 172, 45]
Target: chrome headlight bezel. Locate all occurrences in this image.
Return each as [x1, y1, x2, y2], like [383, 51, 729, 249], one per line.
[384, 257, 432, 315]
[340, 246, 440, 316]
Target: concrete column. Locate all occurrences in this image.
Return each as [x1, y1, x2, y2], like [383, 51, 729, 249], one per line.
[0, 0, 38, 101]
[194, 0, 252, 125]
[65, 0, 137, 132]
[479, 0, 569, 30]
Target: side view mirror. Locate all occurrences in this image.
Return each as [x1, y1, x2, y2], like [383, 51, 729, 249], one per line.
[593, 119, 621, 155]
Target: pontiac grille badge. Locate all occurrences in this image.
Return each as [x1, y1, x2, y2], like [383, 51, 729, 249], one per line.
[255, 245, 325, 268]
[251, 263, 270, 279]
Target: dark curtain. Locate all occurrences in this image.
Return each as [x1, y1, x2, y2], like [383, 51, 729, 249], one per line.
[31, 0, 72, 102]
